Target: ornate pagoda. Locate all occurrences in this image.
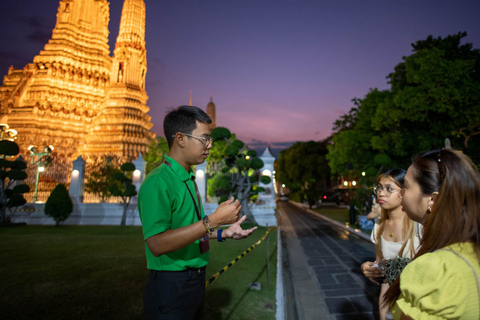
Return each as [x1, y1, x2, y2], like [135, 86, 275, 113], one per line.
[0, 0, 154, 161]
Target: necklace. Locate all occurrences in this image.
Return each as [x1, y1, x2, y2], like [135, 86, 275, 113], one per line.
[387, 215, 405, 238]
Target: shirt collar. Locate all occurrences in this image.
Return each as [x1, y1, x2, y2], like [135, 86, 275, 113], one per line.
[164, 155, 195, 182]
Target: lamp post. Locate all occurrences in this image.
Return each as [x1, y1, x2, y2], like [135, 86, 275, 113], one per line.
[0, 124, 17, 142]
[28, 145, 54, 203]
[343, 180, 357, 225]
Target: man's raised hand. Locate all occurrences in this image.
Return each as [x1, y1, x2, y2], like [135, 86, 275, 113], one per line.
[209, 197, 241, 228]
[224, 215, 257, 240]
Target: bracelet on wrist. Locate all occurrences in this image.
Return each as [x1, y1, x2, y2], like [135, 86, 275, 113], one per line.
[217, 229, 225, 242]
[203, 215, 214, 235]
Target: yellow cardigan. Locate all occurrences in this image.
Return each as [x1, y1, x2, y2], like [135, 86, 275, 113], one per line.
[392, 242, 480, 319]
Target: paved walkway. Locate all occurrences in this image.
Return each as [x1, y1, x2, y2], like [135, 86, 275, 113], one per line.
[279, 201, 380, 320]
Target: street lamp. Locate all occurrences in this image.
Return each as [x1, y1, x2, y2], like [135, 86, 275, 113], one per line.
[0, 124, 17, 141]
[343, 179, 357, 225]
[28, 145, 54, 202]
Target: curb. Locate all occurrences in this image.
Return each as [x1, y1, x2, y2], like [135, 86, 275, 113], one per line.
[288, 201, 372, 242]
[276, 210, 284, 320]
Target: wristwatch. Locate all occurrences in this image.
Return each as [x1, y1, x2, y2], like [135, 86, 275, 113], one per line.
[217, 229, 225, 242]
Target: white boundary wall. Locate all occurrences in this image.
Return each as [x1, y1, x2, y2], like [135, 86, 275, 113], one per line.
[10, 201, 277, 226]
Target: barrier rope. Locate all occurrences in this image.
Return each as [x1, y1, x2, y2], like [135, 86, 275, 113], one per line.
[205, 226, 276, 288]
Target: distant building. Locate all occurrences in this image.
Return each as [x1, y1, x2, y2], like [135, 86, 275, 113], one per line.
[0, 0, 154, 161]
[206, 96, 216, 130]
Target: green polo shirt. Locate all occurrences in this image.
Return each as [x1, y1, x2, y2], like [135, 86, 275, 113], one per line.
[138, 155, 209, 271]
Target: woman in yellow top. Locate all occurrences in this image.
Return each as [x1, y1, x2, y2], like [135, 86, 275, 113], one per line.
[384, 149, 480, 319]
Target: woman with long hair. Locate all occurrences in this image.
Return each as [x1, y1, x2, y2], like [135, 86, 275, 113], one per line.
[385, 149, 480, 319]
[361, 168, 419, 320]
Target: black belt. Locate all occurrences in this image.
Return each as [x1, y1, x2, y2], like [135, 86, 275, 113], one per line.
[150, 266, 206, 274]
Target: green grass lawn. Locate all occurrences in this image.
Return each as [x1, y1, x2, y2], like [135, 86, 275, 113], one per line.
[0, 224, 277, 320]
[311, 206, 350, 224]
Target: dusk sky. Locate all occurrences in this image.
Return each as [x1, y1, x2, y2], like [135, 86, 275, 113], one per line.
[1, 0, 479, 154]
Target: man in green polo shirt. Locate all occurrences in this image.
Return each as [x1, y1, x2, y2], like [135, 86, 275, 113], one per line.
[138, 106, 257, 320]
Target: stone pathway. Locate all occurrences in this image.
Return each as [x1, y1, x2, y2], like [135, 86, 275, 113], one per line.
[279, 202, 380, 320]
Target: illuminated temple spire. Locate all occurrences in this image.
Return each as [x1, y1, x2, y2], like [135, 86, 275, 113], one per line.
[206, 95, 216, 130]
[35, 0, 111, 69]
[0, 0, 112, 159]
[85, 0, 154, 158]
[0, 0, 154, 161]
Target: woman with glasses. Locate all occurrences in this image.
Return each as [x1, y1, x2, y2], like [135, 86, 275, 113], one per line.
[361, 168, 420, 320]
[384, 150, 480, 319]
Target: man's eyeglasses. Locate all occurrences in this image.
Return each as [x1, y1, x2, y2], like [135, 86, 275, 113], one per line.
[173, 133, 213, 148]
[374, 185, 401, 196]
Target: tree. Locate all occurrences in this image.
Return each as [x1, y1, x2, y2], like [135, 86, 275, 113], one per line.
[0, 140, 29, 224]
[144, 136, 169, 175]
[109, 162, 137, 226]
[328, 32, 480, 175]
[209, 127, 271, 223]
[276, 140, 331, 208]
[327, 89, 392, 176]
[44, 184, 73, 226]
[373, 32, 480, 164]
[206, 130, 236, 174]
[85, 155, 121, 202]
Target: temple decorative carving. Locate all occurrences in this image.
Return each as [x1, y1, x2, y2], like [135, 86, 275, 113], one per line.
[0, 0, 154, 161]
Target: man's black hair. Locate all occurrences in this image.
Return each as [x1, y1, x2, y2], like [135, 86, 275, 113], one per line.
[164, 105, 212, 148]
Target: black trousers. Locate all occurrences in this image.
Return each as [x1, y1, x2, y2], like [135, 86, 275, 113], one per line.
[144, 267, 206, 320]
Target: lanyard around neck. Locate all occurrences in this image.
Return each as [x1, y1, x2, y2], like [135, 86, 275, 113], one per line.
[164, 160, 202, 221]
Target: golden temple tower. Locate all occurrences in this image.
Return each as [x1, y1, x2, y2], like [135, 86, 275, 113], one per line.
[0, 0, 153, 160]
[85, 0, 154, 158]
[206, 95, 216, 130]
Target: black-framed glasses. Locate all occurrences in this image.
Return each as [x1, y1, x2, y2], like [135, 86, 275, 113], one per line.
[173, 133, 213, 148]
[374, 185, 401, 196]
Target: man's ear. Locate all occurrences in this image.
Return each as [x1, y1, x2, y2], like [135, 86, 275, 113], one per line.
[173, 133, 186, 148]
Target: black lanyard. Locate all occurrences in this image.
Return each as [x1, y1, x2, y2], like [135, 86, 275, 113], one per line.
[164, 160, 202, 221]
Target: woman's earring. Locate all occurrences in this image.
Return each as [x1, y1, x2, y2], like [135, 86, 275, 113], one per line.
[426, 198, 434, 214]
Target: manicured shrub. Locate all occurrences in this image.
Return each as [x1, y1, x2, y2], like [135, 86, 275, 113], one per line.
[45, 184, 73, 226]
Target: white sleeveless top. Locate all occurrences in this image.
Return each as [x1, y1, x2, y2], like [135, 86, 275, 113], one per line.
[370, 222, 420, 259]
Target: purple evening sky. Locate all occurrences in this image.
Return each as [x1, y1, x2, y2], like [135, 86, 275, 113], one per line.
[1, 0, 479, 153]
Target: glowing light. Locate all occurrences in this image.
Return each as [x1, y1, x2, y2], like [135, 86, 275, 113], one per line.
[362, 171, 366, 176]
[196, 169, 205, 179]
[262, 169, 272, 177]
[344, 181, 348, 187]
[282, 184, 285, 188]
[352, 181, 357, 186]
[245, 155, 251, 160]
[38, 167, 45, 172]
[72, 169, 79, 178]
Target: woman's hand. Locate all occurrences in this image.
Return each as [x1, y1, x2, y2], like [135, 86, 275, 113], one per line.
[367, 204, 381, 220]
[361, 261, 385, 285]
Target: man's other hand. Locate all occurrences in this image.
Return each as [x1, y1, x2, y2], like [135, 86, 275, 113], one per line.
[224, 215, 257, 240]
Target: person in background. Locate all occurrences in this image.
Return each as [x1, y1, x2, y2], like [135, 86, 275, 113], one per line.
[138, 106, 258, 320]
[385, 149, 480, 319]
[361, 168, 420, 320]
